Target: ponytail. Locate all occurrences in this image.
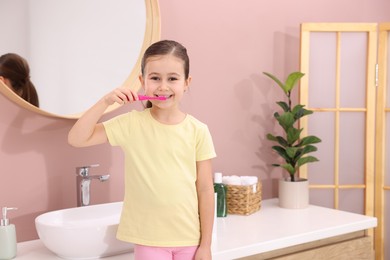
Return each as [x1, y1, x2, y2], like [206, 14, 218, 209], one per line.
[22, 80, 39, 107]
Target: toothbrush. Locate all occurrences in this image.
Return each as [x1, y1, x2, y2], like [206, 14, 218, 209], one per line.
[138, 95, 167, 101]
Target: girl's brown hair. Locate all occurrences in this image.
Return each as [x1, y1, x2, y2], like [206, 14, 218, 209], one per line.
[141, 40, 190, 79]
[0, 53, 39, 107]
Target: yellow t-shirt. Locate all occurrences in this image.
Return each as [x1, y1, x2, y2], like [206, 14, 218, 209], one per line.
[103, 109, 216, 247]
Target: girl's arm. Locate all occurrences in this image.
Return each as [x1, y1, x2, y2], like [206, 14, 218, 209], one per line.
[195, 159, 214, 260]
[68, 87, 138, 147]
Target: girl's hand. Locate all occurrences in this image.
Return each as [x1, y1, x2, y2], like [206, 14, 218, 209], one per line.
[103, 87, 138, 106]
[195, 245, 212, 260]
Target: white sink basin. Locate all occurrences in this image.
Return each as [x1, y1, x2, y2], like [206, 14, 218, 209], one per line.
[35, 202, 132, 259]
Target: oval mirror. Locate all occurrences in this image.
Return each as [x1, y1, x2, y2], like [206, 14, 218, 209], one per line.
[0, 0, 160, 119]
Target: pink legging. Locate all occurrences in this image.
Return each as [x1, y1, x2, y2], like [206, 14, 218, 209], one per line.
[134, 244, 198, 260]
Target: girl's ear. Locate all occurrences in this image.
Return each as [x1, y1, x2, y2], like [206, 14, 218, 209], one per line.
[138, 74, 145, 89]
[184, 76, 192, 92]
[0, 76, 4, 83]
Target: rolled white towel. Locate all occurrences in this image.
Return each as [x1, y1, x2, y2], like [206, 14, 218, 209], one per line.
[222, 175, 241, 185]
[240, 176, 258, 186]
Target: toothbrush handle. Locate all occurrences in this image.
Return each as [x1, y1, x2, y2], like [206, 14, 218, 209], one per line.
[138, 95, 152, 101]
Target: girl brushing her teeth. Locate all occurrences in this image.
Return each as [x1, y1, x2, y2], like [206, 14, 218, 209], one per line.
[68, 40, 216, 260]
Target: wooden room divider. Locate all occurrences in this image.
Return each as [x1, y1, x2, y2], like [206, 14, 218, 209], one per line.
[375, 22, 390, 260]
[299, 22, 389, 260]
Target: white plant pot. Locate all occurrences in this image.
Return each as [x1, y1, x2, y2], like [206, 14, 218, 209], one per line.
[278, 178, 309, 209]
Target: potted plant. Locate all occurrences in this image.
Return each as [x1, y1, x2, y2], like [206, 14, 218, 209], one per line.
[263, 71, 321, 208]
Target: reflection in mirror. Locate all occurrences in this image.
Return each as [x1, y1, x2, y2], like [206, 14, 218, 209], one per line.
[0, 53, 39, 107]
[0, 0, 160, 118]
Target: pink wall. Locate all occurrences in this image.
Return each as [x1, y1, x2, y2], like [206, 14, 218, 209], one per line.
[1, 0, 390, 242]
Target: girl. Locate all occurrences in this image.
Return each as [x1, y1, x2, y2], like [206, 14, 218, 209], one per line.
[68, 40, 216, 260]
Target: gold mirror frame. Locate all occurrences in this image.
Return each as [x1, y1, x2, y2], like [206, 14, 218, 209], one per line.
[0, 0, 160, 119]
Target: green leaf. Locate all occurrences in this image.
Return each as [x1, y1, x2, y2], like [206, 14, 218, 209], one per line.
[291, 104, 304, 114]
[263, 72, 288, 94]
[284, 72, 305, 92]
[277, 112, 295, 131]
[271, 146, 290, 162]
[267, 134, 288, 147]
[286, 147, 299, 158]
[291, 105, 313, 120]
[300, 145, 318, 155]
[293, 145, 317, 161]
[297, 156, 319, 167]
[276, 101, 289, 112]
[280, 163, 296, 175]
[266, 133, 277, 141]
[286, 127, 302, 145]
[275, 136, 289, 147]
[298, 136, 322, 146]
[273, 112, 280, 119]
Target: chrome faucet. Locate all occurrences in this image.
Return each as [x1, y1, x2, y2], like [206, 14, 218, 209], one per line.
[76, 164, 110, 207]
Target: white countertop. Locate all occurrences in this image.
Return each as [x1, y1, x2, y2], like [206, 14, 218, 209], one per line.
[16, 199, 377, 260]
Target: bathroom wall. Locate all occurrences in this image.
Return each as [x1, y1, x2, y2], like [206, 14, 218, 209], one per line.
[1, 0, 390, 242]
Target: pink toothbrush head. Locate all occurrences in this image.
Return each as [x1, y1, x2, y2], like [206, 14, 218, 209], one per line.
[138, 95, 167, 101]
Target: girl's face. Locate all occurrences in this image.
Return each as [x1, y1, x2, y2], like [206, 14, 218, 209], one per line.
[140, 54, 191, 110]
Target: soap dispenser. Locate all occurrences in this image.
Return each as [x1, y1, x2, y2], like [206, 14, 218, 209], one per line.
[213, 172, 227, 217]
[0, 207, 17, 260]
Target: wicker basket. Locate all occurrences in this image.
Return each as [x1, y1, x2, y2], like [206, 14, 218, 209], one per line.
[226, 182, 262, 215]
